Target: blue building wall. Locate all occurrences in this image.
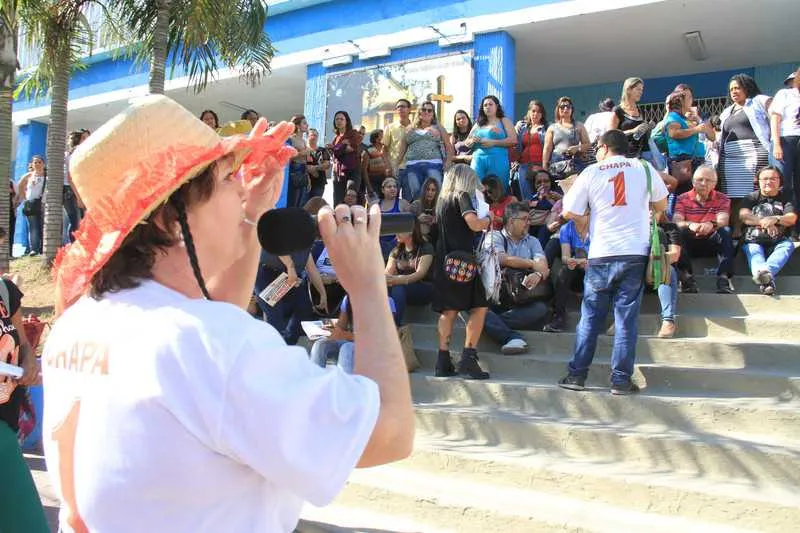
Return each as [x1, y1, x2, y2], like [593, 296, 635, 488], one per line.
[13, 121, 47, 181]
[473, 31, 516, 121]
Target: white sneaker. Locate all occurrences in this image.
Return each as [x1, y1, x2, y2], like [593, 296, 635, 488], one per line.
[501, 338, 528, 355]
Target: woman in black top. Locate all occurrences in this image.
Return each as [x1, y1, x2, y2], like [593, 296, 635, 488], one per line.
[306, 128, 330, 200]
[610, 77, 653, 160]
[432, 164, 492, 379]
[0, 276, 49, 532]
[385, 220, 435, 325]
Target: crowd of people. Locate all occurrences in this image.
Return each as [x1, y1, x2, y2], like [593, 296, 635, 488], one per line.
[217, 67, 799, 381]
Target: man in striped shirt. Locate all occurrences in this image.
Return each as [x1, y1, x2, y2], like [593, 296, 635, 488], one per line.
[673, 166, 734, 294]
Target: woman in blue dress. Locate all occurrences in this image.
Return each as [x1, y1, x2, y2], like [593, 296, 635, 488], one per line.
[466, 96, 517, 191]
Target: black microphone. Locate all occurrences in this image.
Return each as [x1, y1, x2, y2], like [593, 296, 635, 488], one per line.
[257, 207, 415, 255]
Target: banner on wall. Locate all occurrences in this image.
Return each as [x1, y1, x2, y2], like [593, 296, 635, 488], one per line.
[324, 52, 474, 142]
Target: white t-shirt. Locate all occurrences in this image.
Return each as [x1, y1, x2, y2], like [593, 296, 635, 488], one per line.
[584, 111, 613, 144]
[769, 88, 800, 137]
[562, 155, 668, 260]
[42, 280, 379, 533]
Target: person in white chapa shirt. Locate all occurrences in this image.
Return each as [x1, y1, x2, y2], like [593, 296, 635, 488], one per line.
[41, 95, 414, 533]
[557, 129, 668, 395]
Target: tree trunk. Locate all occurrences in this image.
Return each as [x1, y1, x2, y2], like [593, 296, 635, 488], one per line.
[149, 0, 170, 95]
[42, 44, 69, 263]
[0, 20, 16, 273]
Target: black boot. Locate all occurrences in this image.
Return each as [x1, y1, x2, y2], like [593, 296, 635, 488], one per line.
[458, 348, 490, 380]
[434, 350, 457, 377]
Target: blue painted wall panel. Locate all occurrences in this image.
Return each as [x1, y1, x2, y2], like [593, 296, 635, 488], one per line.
[305, 63, 328, 140]
[13, 121, 47, 182]
[473, 31, 515, 121]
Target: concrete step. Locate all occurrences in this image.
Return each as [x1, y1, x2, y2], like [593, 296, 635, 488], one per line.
[413, 403, 800, 486]
[409, 323, 800, 370]
[692, 252, 800, 276]
[384, 437, 800, 532]
[672, 274, 799, 294]
[406, 307, 798, 340]
[413, 347, 800, 397]
[331, 459, 790, 533]
[586, 291, 800, 315]
[410, 374, 800, 440]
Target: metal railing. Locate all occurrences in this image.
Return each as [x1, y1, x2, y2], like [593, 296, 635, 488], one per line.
[639, 96, 730, 123]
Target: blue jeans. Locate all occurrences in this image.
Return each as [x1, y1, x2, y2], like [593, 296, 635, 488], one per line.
[743, 239, 795, 280]
[25, 213, 41, 254]
[390, 282, 434, 325]
[255, 272, 313, 345]
[403, 161, 442, 202]
[776, 136, 800, 217]
[483, 301, 549, 345]
[568, 256, 647, 385]
[657, 265, 679, 321]
[310, 338, 354, 373]
[63, 186, 82, 242]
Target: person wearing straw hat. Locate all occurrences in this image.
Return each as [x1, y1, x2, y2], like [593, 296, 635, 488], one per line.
[41, 95, 413, 533]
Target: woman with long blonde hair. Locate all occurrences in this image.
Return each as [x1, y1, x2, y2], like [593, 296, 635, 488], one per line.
[432, 164, 492, 379]
[609, 77, 654, 160]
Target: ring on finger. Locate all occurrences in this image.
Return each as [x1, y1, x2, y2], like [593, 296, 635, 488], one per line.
[341, 215, 351, 223]
[354, 216, 367, 224]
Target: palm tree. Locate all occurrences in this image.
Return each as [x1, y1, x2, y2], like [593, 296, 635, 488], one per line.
[15, 0, 103, 262]
[115, 0, 274, 95]
[0, 1, 20, 272]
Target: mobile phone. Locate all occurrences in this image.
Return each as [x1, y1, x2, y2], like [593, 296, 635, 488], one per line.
[321, 318, 334, 328]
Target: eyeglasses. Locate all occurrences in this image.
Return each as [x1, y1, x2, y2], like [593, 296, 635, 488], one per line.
[420, 108, 434, 113]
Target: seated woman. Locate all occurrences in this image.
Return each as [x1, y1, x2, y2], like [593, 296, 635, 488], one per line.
[527, 169, 562, 246]
[410, 177, 440, 244]
[483, 174, 517, 231]
[375, 177, 412, 260]
[312, 246, 347, 317]
[310, 295, 398, 373]
[543, 215, 589, 333]
[254, 247, 327, 345]
[385, 220, 434, 325]
[739, 166, 798, 295]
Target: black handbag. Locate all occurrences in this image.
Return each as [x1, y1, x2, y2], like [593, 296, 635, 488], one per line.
[498, 235, 552, 307]
[22, 198, 41, 217]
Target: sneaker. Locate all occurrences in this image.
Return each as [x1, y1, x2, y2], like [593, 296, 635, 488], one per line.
[657, 320, 676, 338]
[457, 349, 490, 380]
[501, 338, 528, 355]
[558, 374, 586, 391]
[434, 350, 457, 377]
[610, 381, 641, 395]
[543, 315, 565, 333]
[680, 274, 698, 294]
[760, 281, 776, 296]
[756, 270, 773, 286]
[715, 275, 734, 294]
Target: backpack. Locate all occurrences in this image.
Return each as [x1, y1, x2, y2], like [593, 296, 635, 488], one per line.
[650, 119, 669, 154]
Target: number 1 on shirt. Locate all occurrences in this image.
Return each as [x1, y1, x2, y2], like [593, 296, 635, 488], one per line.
[609, 171, 627, 206]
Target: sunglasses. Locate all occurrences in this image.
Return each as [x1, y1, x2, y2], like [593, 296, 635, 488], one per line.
[559, 104, 573, 109]
[420, 108, 434, 113]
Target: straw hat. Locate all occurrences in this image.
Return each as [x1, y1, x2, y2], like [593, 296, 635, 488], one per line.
[55, 94, 294, 310]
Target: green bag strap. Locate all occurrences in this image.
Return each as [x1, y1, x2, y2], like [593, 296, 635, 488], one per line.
[641, 160, 662, 283]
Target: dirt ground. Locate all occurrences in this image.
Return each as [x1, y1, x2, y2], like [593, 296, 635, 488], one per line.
[10, 256, 56, 321]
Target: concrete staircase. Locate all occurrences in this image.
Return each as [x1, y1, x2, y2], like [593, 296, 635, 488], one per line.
[299, 263, 800, 533]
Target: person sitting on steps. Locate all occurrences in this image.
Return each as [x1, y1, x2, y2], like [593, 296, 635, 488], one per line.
[672, 166, 734, 294]
[543, 214, 589, 333]
[739, 165, 798, 295]
[482, 201, 550, 355]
